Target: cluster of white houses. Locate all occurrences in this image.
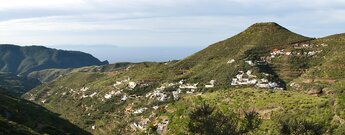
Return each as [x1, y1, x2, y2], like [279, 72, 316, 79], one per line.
[270, 48, 323, 58]
[231, 70, 281, 89]
[292, 43, 328, 49]
[271, 42, 328, 58]
[132, 118, 169, 134]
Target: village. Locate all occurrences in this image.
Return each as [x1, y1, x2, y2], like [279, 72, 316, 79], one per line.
[28, 42, 330, 134]
[28, 76, 217, 134]
[230, 70, 281, 89]
[228, 42, 329, 90]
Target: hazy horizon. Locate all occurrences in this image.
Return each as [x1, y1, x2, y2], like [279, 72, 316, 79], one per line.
[51, 45, 204, 63]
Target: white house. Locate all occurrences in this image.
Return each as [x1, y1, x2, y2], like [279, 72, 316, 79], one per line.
[128, 82, 137, 89]
[256, 83, 269, 88]
[320, 43, 328, 47]
[205, 80, 215, 88]
[172, 91, 179, 100]
[80, 87, 89, 92]
[231, 70, 257, 86]
[133, 108, 148, 114]
[157, 120, 169, 134]
[179, 83, 198, 89]
[90, 92, 97, 98]
[41, 99, 47, 104]
[121, 95, 128, 101]
[179, 80, 184, 85]
[153, 106, 159, 110]
[245, 60, 255, 66]
[113, 81, 122, 88]
[114, 90, 122, 96]
[227, 59, 235, 64]
[104, 94, 112, 99]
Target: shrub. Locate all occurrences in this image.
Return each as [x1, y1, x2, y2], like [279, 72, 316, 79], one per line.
[277, 118, 326, 135]
[188, 103, 261, 135]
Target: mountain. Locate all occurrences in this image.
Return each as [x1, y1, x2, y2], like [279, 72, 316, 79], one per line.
[0, 44, 108, 76]
[0, 88, 91, 135]
[0, 44, 109, 94]
[23, 22, 345, 134]
[170, 22, 312, 87]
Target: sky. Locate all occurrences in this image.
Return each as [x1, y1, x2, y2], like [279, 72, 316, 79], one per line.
[0, 0, 345, 63]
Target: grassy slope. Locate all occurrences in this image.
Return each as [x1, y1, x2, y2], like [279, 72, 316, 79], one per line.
[289, 33, 345, 124]
[164, 88, 343, 134]
[0, 72, 41, 96]
[28, 62, 133, 83]
[0, 88, 91, 135]
[0, 116, 39, 135]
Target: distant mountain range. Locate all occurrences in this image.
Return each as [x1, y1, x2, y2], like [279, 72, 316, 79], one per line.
[0, 44, 108, 75]
[0, 44, 109, 94]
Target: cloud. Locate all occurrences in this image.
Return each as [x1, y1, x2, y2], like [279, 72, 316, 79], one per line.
[0, 0, 345, 48]
[0, 0, 87, 11]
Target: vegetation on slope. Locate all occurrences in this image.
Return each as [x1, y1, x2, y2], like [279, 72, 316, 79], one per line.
[0, 88, 91, 135]
[165, 88, 344, 134]
[28, 62, 133, 83]
[0, 72, 41, 96]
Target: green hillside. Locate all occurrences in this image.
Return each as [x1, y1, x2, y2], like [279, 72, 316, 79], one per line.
[23, 22, 345, 134]
[0, 72, 41, 96]
[168, 22, 311, 87]
[28, 62, 133, 83]
[0, 88, 91, 135]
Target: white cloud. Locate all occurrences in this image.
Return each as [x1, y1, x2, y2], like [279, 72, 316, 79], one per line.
[0, 0, 87, 10]
[0, 0, 345, 48]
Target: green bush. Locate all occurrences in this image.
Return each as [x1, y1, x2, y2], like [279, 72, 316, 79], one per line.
[188, 103, 261, 135]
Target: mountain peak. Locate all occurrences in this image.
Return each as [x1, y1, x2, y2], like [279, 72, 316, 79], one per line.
[244, 22, 288, 33]
[252, 22, 281, 26]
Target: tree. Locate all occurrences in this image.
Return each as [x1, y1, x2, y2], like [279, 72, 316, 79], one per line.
[188, 103, 261, 135]
[278, 118, 326, 135]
